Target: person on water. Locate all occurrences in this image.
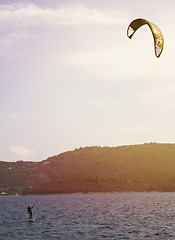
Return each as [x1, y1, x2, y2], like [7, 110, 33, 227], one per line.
[27, 204, 34, 219]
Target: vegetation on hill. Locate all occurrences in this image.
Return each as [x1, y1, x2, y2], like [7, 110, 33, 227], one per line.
[1, 143, 175, 195]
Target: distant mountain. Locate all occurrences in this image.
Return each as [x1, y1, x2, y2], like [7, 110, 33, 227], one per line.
[1, 143, 175, 195]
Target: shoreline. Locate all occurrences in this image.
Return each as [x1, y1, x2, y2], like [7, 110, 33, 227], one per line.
[2, 190, 175, 197]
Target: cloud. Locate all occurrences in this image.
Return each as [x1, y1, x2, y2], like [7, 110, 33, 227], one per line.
[0, 112, 38, 123]
[0, 3, 130, 56]
[0, 31, 28, 46]
[10, 145, 37, 160]
[138, 83, 175, 111]
[0, 3, 129, 29]
[61, 46, 152, 81]
[88, 99, 105, 106]
[8, 112, 37, 121]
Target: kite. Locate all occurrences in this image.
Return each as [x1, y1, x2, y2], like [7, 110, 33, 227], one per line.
[127, 18, 164, 58]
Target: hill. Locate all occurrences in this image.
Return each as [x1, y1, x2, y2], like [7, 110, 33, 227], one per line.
[1, 143, 175, 195]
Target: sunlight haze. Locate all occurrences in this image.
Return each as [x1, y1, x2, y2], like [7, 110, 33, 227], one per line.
[0, 0, 175, 161]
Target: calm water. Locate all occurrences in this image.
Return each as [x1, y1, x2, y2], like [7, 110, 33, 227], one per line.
[1, 192, 175, 239]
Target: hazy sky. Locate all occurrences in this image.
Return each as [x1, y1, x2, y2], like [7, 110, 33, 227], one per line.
[1, 0, 175, 161]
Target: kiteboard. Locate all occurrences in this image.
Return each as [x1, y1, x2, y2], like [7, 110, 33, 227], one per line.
[29, 217, 35, 222]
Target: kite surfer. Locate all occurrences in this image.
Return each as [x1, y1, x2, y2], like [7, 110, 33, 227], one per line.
[27, 204, 34, 219]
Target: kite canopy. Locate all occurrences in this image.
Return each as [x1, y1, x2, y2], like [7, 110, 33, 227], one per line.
[127, 18, 164, 58]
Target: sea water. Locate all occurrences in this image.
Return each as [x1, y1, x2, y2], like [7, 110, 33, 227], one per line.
[1, 192, 175, 239]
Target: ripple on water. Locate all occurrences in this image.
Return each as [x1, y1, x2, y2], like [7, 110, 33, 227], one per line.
[1, 192, 175, 239]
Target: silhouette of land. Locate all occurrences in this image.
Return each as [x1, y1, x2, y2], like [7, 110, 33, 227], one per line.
[1, 143, 175, 195]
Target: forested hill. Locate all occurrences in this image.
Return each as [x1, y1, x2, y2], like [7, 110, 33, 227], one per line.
[1, 143, 175, 195]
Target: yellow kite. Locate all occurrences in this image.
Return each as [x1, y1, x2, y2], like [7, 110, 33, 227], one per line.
[127, 18, 164, 58]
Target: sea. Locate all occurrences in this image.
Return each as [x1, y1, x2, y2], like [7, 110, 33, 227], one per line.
[1, 192, 175, 240]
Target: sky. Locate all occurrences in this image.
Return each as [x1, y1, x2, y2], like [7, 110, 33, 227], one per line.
[1, 0, 175, 162]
